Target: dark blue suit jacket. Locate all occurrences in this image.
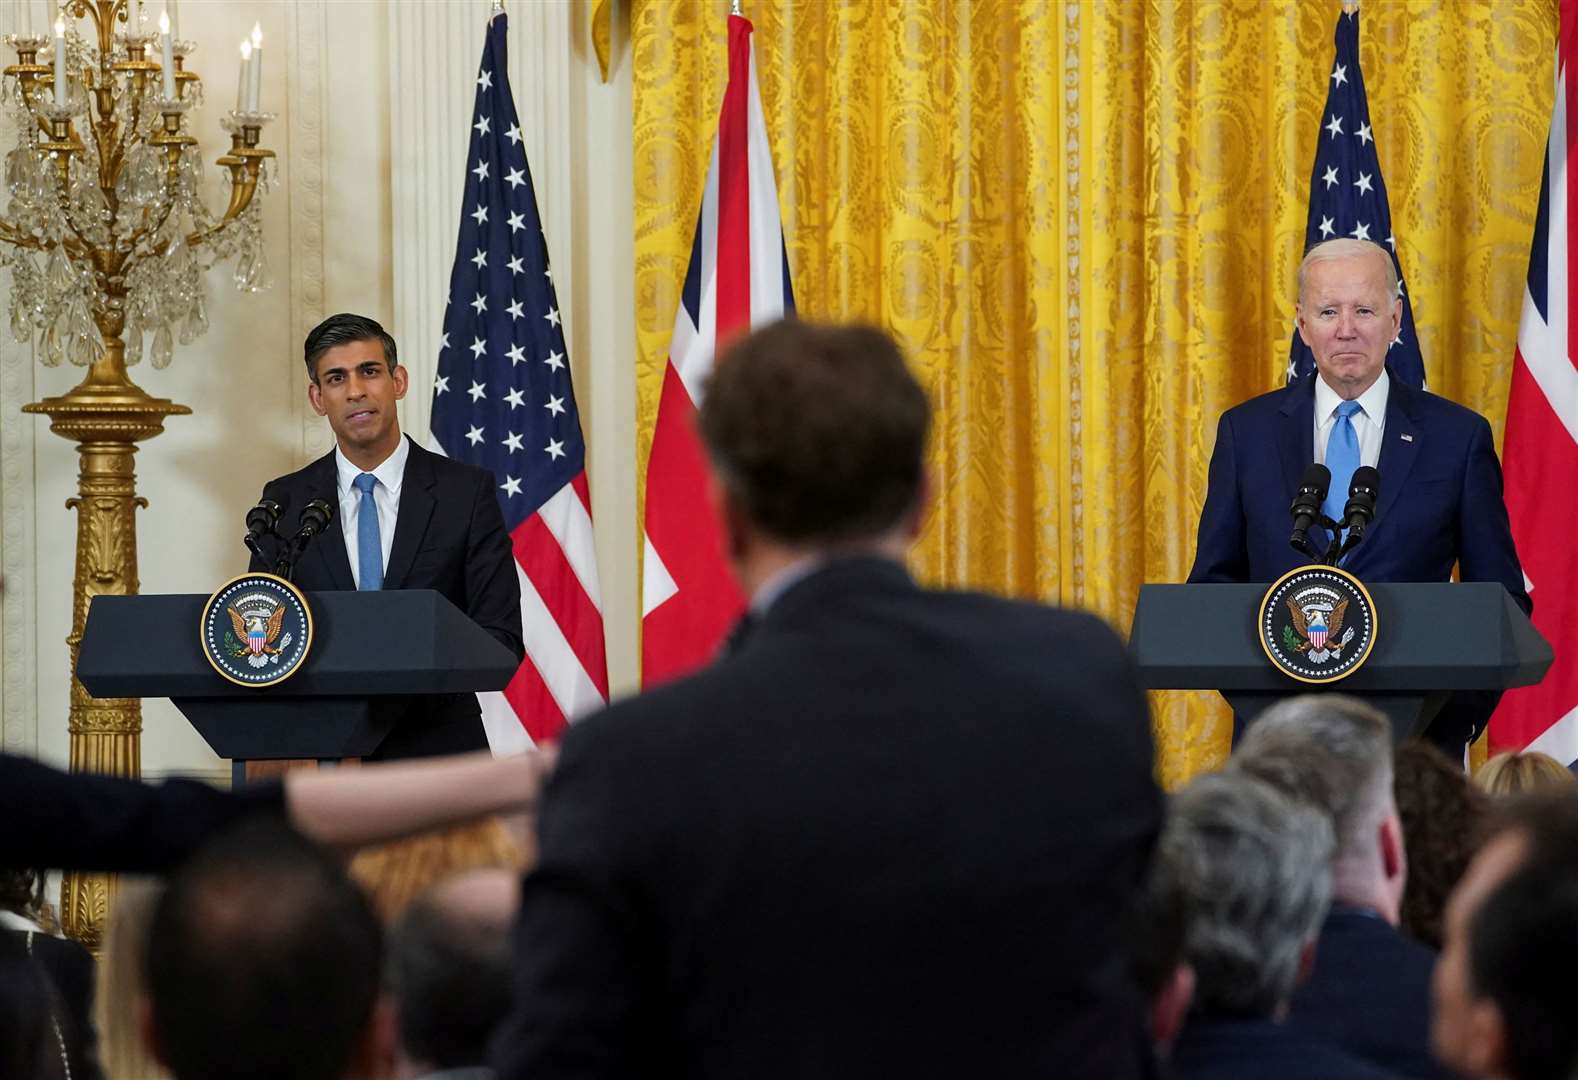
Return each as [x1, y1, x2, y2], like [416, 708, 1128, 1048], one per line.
[1187, 374, 1528, 615]
[1171, 1012, 1399, 1080]
[1288, 907, 1450, 1080]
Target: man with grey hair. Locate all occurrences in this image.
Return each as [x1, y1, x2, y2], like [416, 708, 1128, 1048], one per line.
[1188, 236, 1528, 755]
[1163, 770, 1393, 1079]
[1235, 695, 1447, 1079]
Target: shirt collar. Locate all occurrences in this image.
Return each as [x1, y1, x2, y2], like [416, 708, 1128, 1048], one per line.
[334, 434, 409, 498]
[750, 554, 825, 615]
[1315, 367, 1390, 425]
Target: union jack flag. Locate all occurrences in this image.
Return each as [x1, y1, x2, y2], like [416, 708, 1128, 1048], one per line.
[430, 12, 607, 750]
[1291, 7, 1426, 390]
[1491, 0, 1578, 763]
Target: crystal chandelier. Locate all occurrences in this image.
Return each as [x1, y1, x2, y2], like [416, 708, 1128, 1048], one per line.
[2, 0, 273, 369]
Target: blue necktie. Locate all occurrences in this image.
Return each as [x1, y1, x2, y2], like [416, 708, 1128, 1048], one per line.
[353, 472, 383, 591]
[1320, 400, 1364, 551]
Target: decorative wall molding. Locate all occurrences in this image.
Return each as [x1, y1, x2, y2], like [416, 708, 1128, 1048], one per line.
[286, 1, 333, 468]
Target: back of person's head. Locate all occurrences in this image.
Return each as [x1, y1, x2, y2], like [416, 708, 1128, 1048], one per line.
[1393, 740, 1488, 949]
[388, 868, 519, 1075]
[1232, 695, 1396, 900]
[350, 816, 527, 925]
[696, 319, 931, 545]
[1465, 862, 1578, 1080]
[144, 819, 385, 1080]
[1127, 847, 1196, 1049]
[0, 935, 66, 1080]
[1475, 752, 1578, 799]
[0, 867, 49, 924]
[97, 878, 171, 1080]
[1163, 771, 1334, 1017]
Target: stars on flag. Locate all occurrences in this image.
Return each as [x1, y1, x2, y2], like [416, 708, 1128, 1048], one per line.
[466, 424, 485, 446]
[504, 387, 525, 409]
[1325, 114, 1344, 138]
[507, 211, 525, 233]
[1331, 63, 1347, 87]
[544, 350, 564, 371]
[471, 248, 487, 270]
[468, 380, 487, 402]
[1355, 121, 1373, 146]
[471, 292, 488, 315]
[470, 336, 487, 359]
[506, 343, 526, 366]
[1319, 215, 1335, 238]
[1353, 171, 1374, 196]
[1322, 165, 1339, 189]
[475, 114, 491, 137]
[545, 395, 565, 416]
[477, 68, 493, 91]
[545, 438, 566, 461]
[503, 431, 524, 453]
[507, 299, 524, 320]
[500, 475, 522, 497]
[505, 168, 525, 190]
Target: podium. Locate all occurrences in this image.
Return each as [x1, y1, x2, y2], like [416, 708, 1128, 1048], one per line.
[76, 590, 519, 782]
[1130, 582, 1552, 743]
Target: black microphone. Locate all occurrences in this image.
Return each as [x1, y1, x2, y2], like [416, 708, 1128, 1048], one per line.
[296, 499, 334, 540]
[1337, 466, 1381, 553]
[1289, 463, 1331, 561]
[243, 498, 286, 563]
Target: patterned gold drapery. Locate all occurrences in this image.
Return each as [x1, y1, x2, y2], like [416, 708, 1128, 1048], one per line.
[631, 0, 1553, 787]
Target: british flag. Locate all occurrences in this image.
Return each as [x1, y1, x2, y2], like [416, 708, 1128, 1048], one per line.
[1490, 0, 1578, 763]
[429, 12, 607, 750]
[640, 13, 794, 686]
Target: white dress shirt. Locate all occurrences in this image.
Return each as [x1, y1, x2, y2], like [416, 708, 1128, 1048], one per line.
[334, 435, 408, 588]
[1313, 369, 1389, 469]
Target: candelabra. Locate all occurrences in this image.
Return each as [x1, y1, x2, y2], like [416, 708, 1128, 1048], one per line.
[2, 0, 273, 947]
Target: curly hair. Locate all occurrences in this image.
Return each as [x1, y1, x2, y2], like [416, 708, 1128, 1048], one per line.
[0, 869, 45, 922]
[1393, 740, 1489, 950]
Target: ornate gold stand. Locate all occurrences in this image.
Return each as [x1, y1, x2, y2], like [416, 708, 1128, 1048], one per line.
[23, 325, 188, 948]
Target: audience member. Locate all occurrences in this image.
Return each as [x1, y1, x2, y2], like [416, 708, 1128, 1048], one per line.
[94, 877, 170, 1080]
[499, 320, 1163, 1079]
[0, 868, 102, 1080]
[389, 869, 519, 1080]
[1473, 752, 1578, 799]
[1163, 771, 1393, 1080]
[142, 819, 390, 1080]
[1433, 796, 1578, 1080]
[352, 817, 527, 924]
[1393, 741, 1488, 950]
[1127, 844, 1196, 1053]
[0, 934, 67, 1080]
[1234, 696, 1447, 1078]
[1, 748, 553, 873]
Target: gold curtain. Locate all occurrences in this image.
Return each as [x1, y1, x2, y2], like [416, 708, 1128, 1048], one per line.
[632, 0, 1553, 787]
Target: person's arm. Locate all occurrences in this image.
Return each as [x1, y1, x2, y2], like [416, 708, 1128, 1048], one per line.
[463, 473, 526, 661]
[1456, 415, 1532, 615]
[1187, 411, 1250, 583]
[283, 749, 553, 848]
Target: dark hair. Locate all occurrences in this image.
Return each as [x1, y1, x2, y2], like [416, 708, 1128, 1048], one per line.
[1468, 863, 1578, 1080]
[304, 312, 399, 382]
[0, 936, 66, 1080]
[696, 319, 931, 543]
[1392, 740, 1488, 949]
[145, 819, 383, 1080]
[0, 869, 44, 920]
[388, 887, 514, 1069]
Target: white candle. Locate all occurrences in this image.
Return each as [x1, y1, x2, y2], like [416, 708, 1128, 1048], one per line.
[247, 23, 262, 113]
[126, 0, 137, 33]
[52, 15, 65, 107]
[236, 39, 250, 113]
[169, 0, 178, 40]
[158, 10, 174, 99]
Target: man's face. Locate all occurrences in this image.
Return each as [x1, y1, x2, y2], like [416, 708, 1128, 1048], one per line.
[307, 339, 408, 462]
[1432, 830, 1528, 1078]
[1295, 251, 1401, 400]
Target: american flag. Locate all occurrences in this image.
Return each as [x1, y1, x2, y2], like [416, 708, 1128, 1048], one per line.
[1290, 7, 1425, 390]
[640, 13, 794, 686]
[1490, 0, 1578, 763]
[430, 12, 607, 751]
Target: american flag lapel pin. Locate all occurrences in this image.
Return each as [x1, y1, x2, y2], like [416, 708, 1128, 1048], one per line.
[1400, 433, 1414, 442]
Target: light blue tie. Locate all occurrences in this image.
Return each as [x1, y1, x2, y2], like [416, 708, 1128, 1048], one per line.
[353, 472, 383, 591]
[1320, 400, 1363, 550]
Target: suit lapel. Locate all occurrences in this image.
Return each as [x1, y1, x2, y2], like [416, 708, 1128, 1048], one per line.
[1373, 378, 1422, 527]
[383, 438, 436, 591]
[304, 451, 356, 591]
[1276, 376, 1317, 504]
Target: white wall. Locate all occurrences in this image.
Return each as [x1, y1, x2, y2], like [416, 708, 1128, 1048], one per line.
[0, 0, 638, 778]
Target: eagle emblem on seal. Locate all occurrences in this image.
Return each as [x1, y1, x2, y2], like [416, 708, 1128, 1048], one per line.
[1284, 594, 1355, 664]
[226, 602, 292, 669]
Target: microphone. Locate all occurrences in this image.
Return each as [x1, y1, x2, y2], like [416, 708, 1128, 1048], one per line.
[242, 498, 285, 563]
[1335, 466, 1381, 557]
[1288, 463, 1331, 561]
[296, 499, 334, 540]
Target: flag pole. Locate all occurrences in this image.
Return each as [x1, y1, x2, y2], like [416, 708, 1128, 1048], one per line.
[731, 0, 743, 16]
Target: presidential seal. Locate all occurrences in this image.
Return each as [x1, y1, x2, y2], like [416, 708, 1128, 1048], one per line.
[1258, 565, 1378, 684]
[199, 574, 313, 687]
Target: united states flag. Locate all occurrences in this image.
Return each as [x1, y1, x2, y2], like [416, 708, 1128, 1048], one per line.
[430, 12, 607, 751]
[640, 13, 794, 686]
[1490, 0, 1578, 763]
[1291, 7, 1425, 390]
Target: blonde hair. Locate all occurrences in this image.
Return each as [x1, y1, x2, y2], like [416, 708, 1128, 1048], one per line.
[1475, 751, 1578, 799]
[349, 816, 529, 925]
[95, 877, 173, 1080]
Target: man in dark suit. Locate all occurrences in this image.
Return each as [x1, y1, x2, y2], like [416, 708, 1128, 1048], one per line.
[495, 320, 1164, 1080]
[1188, 238, 1528, 750]
[1163, 772, 1397, 1080]
[1235, 696, 1449, 1080]
[249, 313, 523, 758]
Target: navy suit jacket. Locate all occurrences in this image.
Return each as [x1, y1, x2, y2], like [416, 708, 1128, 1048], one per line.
[1171, 1013, 1399, 1080]
[1188, 373, 1528, 615]
[1288, 907, 1449, 1080]
[250, 437, 524, 757]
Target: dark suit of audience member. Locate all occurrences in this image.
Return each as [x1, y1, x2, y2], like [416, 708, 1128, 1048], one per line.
[496, 321, 1164, 1080]
[1290, 906, 1448, 1079]
[249, 314, 522, 760]
[1172, 1013, 1399, 1080]
[0, 926, 103, 1080]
